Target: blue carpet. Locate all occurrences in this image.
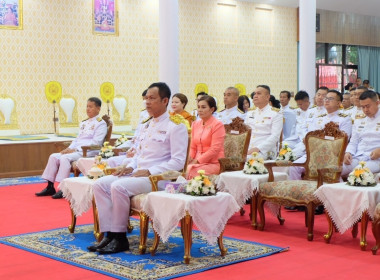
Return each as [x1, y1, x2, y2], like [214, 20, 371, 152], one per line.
[0, 174, 79, 187]
[0, 220, 287, 280]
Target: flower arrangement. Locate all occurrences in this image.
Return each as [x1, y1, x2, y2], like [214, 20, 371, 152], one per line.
[99, 141, 114, 159]
[185, 170, 216, 196]
[243, 152, 268, 174]
[276, 142, 295, 161]
[87, 156, 108, 179]
[114, 134, 128, 147]
[347, 161, 376, 187]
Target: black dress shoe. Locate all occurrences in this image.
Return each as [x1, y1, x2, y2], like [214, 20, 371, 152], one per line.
[315, 205, 324, 215]
[97, 238, 129, 254]
[52, 190, 63, 199]
[35, 185, 56, 196]
[87, 237, 113, 252]
[285, 206, 297, 211]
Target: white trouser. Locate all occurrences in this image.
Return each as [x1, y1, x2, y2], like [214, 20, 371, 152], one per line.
[107, 155, 127, 167]
[41, 152, 82, 183]
[93, 175, 151, 233]
[288, 155, 307, 180]
[342, 157, 380, 176]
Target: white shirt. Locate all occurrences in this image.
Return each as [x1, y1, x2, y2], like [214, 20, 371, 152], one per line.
[217, 105, 245, 125]
[308, 110, 352, 138]
[244, 104, 283, 159]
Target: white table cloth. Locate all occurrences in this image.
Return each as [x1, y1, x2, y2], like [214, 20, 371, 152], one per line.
[217, 171, 288, 207]
[314, 182, 380, 233]
[142, 192, 240, 245]
[60, 176, 95, 216]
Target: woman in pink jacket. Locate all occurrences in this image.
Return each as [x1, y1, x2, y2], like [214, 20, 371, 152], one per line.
[187, 95, 225, 179]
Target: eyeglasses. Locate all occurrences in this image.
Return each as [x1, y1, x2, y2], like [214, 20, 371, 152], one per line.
[324, 97, 337, 101]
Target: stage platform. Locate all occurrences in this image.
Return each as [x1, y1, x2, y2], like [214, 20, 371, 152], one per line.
[0, 134, 121, 179]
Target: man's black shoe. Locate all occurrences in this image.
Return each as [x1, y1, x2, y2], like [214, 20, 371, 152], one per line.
[35, 185, 56, 196]
[285, 206, 297, 211]
[315, 205, 324, 215]
[97, 238, 129, 254]
[87, 237, 113, 252]
[52, 190, 63, 199]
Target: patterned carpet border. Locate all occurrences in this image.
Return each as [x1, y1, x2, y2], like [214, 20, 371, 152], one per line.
[0, 220, 287, 280]
[0, 174, 78, 187]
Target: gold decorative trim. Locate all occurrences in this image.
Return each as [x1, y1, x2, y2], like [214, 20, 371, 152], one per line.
[58, 94, 79, 127]
[111, 94, 131, 125]
[194, 83, 209, 97]
[0, 0, 23, 30]
[0, 94, 19, 129]
[235, 83, 246, 96]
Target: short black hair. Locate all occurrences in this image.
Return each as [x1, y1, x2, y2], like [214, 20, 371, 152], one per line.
[142, 89, 148, 97]
[317, 86, 329, 92]
[363, 80, 370, 85]
[196, 91, 208, 97]
[257, 85, 271, 94]
[344, 82, 354, 91]
[238, 95, 250, 112]
[328, 89, 343, 102]
[280, 90, 291, 100]
[359, 90, 378, 101]
[294, 90, 309, 101]
[269, 95, 280, 109]
[357, 86, 367, 91]
[88, 97, 102, 107]
[148, 82, 171, 100]
[250, 91, 255, 99]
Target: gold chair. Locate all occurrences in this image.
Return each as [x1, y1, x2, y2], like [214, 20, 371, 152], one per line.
[371, 203, 380, 255]
[257, 122, 348, 241]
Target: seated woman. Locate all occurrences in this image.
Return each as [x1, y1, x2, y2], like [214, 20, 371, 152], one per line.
[170, 93, 194, 126]
[238, 95, 251, 113]
[187, 96, 225, 179]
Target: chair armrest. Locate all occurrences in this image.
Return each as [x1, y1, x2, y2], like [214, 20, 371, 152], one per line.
[218, 158, 245, 173]
[317, 166, 342, 187]
[264, 161, 305, 182]
[54, 141, 71, 152]
[149, 170, 185, 192]
[81, 145, 102, 157]
[113, 147, 129, 156]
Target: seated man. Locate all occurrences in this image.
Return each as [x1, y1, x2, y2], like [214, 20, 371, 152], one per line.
[87, 82, 188, 254]
[342, 91, 380, 176]
[245, 85, 283, 160]
[36, 97, 107, 199]
[283, 90, 310, 153]
[279, 90, 297, 140]
[289, 89, 352, 181]
[217, 87, 245, 124]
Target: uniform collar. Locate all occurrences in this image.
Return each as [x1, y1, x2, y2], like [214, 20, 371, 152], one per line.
[259, 103, 270, 112]
[153, 111, 169, 122]
[89, 115, 100, 121]
[225, 105, 238, 112]
[369, 109, 380, 120]
[327, 110, 339, 117]
[281, 104, 289, 110]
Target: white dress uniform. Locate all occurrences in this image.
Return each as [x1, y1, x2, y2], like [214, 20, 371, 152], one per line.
[244, 104, 283, 160]
[42, 115, 107, 183]
[303, 105, 327, 132]
[342, 106, 355, 119]
[351, 106, 366, 127]
[217, 105, 246, 125]
[283, 107, 309, 150]
[289, 110, 352, 180]
[93, 112, 188, 233]
[281, 105, 297, 140]
[342, 109, 380, 176]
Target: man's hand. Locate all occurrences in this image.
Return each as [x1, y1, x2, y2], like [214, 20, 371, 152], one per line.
[60, 148, 75, 154]
[248, 147, 260, 154]
[132, 169, 151, 177]
[126, 148, 135, 158]
[113, 166, 133, 176]
[343, 152, 352, 165]
[370, 148, 380, 160]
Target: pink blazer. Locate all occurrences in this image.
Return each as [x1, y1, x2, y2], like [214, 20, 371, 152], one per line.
[189, 116, 225, 164]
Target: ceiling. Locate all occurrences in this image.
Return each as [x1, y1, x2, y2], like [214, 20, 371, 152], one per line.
[241, 0, 380, 17]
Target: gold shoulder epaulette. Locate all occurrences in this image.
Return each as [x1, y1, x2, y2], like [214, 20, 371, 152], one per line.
[237, 108, 244, 114]
[290, 106, 298, 109]
[344, 106, 353, 111]
[170, 114, 190, 130]
[142, 116, 153, 124]
[141, 108, 146, 112]
[317, 113, 327, 118]
[338, 113, 348, 118]
[311, 104, 317, 108]
[82, 118, 89, 122]
[355, 114, 366, 119]
[219, 108, 226, 113]
[96, 117, 102, 122]
[271, 107, 280, 112]
[249, 106, 257, 111]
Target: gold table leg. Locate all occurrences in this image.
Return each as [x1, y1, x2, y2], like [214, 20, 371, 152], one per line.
[251, 193, 258, 229]
[323, 212, 333, 243]
[360, 212, 369, 251]
[68, 203, 77, 233]
[182, 213, 193, 264]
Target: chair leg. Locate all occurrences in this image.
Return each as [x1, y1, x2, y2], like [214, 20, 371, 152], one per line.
[150, 222, 160, 256]
[352, 222, 358, 238]
[305, 208, 309, 227]
[257, 195, 266, 231]
[127, 217, 133, 233]
[372, 216, 380, 255]
[306, 203, 315, 241]
[68, 204, 77, 233]
[138, 212, 149, 254]
[92, 198, 103, 242]
[324, 212, 334, 244]
[251, 194, 258, 229]
[277, 207, 285, 225]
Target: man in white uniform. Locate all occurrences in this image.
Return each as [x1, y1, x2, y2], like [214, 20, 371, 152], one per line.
[350, 86, 367, 125]
[217, 87, 245, 124]
[342, 91, 380, 176]
[245, 85, 283, 160]
[88, 82, 188, 254]
[280, 90, 297, 140]
[283, 91, 310, 152]
[36, 97, 107, 198]
[289, 90, 352, 181]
